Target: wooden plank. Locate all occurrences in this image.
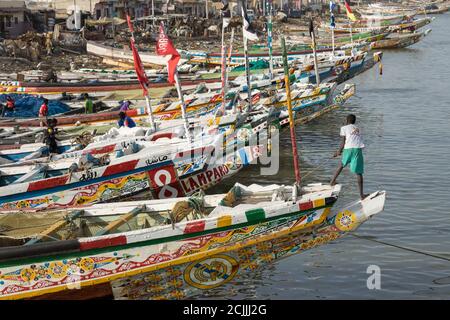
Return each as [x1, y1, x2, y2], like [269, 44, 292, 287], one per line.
[94, 206, 144, 237]
[25, 210, 84, 245]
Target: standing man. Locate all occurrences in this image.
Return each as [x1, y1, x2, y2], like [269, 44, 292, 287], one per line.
[84, 94, 94, 114]
[43, 118, 59, 154]
[330, 114, 368, 200]
[39, 98, 49, 127]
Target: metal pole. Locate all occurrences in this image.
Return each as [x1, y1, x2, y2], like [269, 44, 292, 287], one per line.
[206, 0, 209, 19]
[152, 0, 155, 17]
[174, 71, 193, 145]
[281, 37, 301, 188]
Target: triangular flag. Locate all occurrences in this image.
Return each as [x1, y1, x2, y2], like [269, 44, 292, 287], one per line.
[156, 22, 180, 84]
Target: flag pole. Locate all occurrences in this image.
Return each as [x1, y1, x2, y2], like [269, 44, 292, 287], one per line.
[219, 8, 228, 114]
[267, 0, 274, 79]
[227, 28, 235, 113]
[174, 71, 192, 145]
[127, 15, 156, 132]
[243, 34, 252, 112]
[281, 37, 301, 190]
[144, 85, 156, 132]
[241, 3, 252, 112]
[310, 19, 321, 85]
[330, 1, 335, 56]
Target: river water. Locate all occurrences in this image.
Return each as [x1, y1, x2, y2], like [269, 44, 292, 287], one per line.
[205, 13, 450, 299]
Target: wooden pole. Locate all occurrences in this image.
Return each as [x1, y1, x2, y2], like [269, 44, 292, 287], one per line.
[144, 88, 156, 132]
[281, 37, 301, 186]
[242, 25, 252, 111]
[310, 21, 321, 85]
[220, 19, 227, 113]
[267, 0, 274, 79]
[226, 28, 235, 113]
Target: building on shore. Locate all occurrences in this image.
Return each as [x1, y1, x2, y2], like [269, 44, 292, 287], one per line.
[0, 0, 33, 39]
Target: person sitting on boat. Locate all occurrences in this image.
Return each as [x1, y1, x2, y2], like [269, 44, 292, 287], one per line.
[43, 118, 59, 154]
[84, 94, 94, 114]
[39, 98, 49, 127]
[59, 92, 75, 101]
[330, 114, 368, 200]
[119, 100, 132, 112]
[118, 111, 136, 128]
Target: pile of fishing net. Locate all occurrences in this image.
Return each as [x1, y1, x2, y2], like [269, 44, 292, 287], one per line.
[232, 59, 270, 72]
[0, 94, 70, 118]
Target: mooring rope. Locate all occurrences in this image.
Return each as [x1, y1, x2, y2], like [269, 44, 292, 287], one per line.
[351, 233, 450, 262]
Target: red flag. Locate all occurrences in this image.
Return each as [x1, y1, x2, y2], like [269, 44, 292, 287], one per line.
[130, 39, 150, 95]
[126, 15, 149, 95]
[156, 23, 180, 84]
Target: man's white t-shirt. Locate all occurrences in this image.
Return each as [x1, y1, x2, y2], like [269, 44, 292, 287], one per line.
[340, 124, 365, 149]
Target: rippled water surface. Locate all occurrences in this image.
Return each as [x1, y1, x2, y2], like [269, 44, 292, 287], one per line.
[206, 14, 450, 299]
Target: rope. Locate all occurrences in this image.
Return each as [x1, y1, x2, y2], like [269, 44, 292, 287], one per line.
[351, 233, 450, 262]
[301, 156, 335, 180]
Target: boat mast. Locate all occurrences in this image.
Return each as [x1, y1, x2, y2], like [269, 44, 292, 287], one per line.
[227, 28, 236, 113]
[281, 37, 301, 189]
[267, 0, 274, 79]
[126, 15, 157, 131]
[330, 1, 335, 56]
[242, 0, 252, 112]
[309, 19, 321, 85]
[220, 2, 230, 114]
[174, 72, 193, 145]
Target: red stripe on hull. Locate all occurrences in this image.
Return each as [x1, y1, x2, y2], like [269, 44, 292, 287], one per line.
[27, 176, 69, 192]
[299, 201, 313, 211]
[102, 159, 140, 176]
[184, 220, 206, 234]
[80, 235, 127, 251]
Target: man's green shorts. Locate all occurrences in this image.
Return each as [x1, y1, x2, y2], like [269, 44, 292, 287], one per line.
[342, 148, 364, 174]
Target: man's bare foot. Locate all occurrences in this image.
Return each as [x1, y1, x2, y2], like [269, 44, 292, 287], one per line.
[330, 180, 337, 186]
[360, 194, 369, 200]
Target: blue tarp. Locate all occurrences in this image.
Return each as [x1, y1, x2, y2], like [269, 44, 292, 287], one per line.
[0, 94, 70, 118]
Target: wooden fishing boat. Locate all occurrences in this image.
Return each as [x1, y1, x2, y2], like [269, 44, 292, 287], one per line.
[0, 77, 336, 129]
[86, 41, 188, 68]
[371, 29, 431, 49]
[321, 17, 433, 34]
[0, 183, 385, 300]
[0, 129, 265, 211]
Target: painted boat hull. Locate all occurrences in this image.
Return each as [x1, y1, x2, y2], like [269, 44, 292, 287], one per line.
[0, 190, 385, 300]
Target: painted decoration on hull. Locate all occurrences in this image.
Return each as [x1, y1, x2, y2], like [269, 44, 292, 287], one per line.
[183, 255, 240, 290]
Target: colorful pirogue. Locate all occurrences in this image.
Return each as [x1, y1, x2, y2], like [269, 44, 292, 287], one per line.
[0, 182, 385, 300]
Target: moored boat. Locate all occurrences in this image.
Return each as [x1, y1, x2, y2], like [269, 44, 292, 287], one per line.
[0, 182, 386, 300]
